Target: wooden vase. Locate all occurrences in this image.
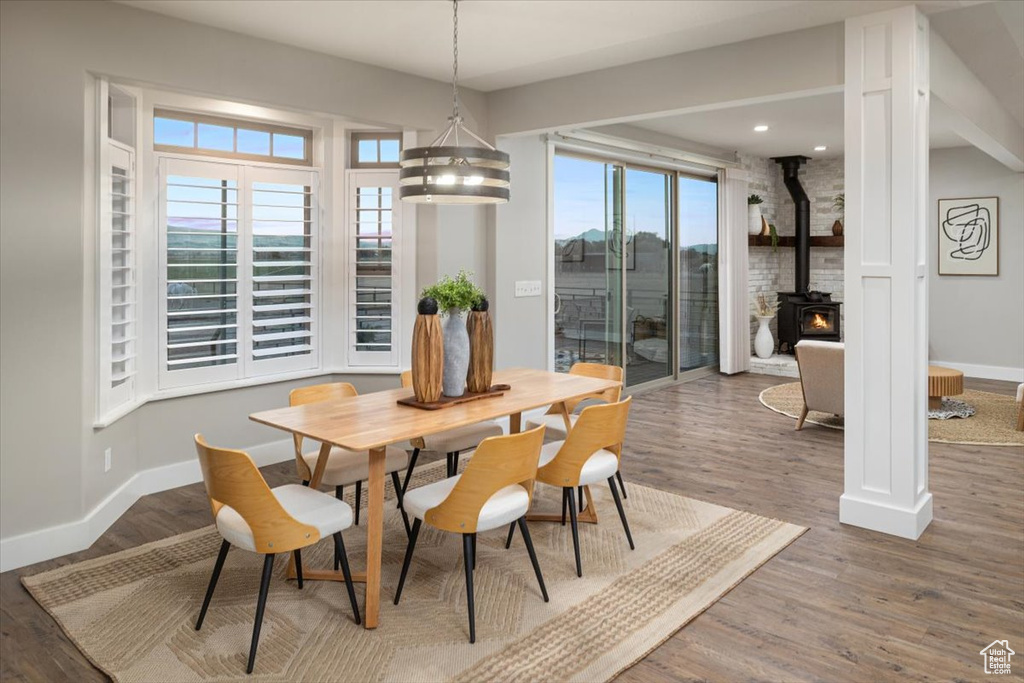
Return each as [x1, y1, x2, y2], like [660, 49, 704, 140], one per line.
[411, 313, 443, 403]
[832, 219, 844, 236]
[466, 310, 494, 393]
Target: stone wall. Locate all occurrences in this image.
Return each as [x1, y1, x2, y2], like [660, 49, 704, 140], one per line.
[741, 153, 845, 353]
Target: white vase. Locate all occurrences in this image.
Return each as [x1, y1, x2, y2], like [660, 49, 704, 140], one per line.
[754, 316, 775, 359]
[748, 204, 763, 235]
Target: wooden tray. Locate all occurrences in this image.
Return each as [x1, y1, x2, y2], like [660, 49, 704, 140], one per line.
[397, 384, 510, 410]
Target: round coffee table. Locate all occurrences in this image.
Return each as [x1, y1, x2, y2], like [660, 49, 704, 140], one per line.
[928, 365, 964, 410]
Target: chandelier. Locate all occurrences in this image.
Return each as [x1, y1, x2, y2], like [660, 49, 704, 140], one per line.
[399, 0, 510, 204]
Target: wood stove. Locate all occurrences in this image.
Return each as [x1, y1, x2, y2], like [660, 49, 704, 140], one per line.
[771, 155, 843, 354]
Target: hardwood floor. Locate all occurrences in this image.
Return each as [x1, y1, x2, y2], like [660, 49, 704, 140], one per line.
[2, 373, 1021, 681]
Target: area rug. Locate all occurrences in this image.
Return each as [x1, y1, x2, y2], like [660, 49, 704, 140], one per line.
[22, 458, 805, 683]
[759, 382, 1024, 447]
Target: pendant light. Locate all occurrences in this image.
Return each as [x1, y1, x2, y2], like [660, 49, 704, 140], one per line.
[399, 0, 510, 204]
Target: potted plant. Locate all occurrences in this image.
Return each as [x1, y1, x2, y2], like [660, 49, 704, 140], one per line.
[748, 194, 764, 235]
[832, 193, 844, 236]
[420, 270, 485, 397]
[752, 293, 780, 359]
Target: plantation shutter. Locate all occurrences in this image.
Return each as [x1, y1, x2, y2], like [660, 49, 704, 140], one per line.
[348, 171, 402, 367]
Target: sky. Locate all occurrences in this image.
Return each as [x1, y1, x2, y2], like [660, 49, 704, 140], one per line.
[553, 154, 718, 247]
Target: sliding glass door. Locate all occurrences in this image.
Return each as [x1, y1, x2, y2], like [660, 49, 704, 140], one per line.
[553, 151, 719, 388]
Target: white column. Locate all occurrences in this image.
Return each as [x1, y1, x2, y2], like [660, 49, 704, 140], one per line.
[841, 6, 931, 539]
[718, 167, 750, 374]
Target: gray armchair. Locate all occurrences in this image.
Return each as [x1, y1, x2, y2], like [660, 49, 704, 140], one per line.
[794, 340, 845, 430]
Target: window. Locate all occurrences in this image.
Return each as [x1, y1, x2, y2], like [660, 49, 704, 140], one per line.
[154, 109, 313, 166]
[351, 132, 401, 168]
[158, 157, 318, 389]
[98, 82, 139, 418]
[347, 171, 402, 366]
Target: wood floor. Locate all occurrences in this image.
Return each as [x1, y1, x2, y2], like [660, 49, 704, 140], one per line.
[2, 373, 1022, 682]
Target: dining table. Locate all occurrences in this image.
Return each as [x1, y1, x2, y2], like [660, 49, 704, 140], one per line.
[249, 366, 622, 629]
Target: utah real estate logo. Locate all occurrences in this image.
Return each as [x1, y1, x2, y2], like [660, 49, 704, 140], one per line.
[980, 640, 1014, 675]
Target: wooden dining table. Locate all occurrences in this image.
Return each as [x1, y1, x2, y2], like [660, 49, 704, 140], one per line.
[249, 366, 621, 629]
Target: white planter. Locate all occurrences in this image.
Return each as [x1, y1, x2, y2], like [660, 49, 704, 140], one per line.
[754, 316, 775, 359]
[442, 308, 470, 397]
[748, 204, 763, 235]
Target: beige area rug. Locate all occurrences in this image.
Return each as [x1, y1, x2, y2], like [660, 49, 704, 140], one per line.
[23, 458, 805, 683]
[759, 382, 1024, 447]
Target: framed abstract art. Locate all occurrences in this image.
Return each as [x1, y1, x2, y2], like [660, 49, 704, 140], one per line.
[937, 196, 999, 276]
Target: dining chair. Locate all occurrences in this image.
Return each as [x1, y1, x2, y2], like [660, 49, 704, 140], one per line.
[393, 426, 549, 644]
[511, 397, 633, 578]
[399, 370, 504, 485]
[525, 362, 628, 502]
[193, 435, 360, 674]
[290, 382, 411, 537]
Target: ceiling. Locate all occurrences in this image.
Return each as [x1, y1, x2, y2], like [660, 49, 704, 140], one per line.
[628, 92, 967, 159]
[931, 1, 1024, 126]
[117, 0, 987, 92]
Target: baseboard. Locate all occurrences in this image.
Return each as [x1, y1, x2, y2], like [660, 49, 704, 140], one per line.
[839, 492, 933, 540]
[932, 361, 1024, 383]
[0, 438, 295, 573]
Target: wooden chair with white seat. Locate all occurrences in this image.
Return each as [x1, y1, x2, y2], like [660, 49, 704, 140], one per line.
[289, 382, 411, 539]
[525, 362, 627, 503]
[393, 426, 549, 644]
[193, 434, 361, 675]
[398, 370, 504, 485]
[510, 397, 634, 578]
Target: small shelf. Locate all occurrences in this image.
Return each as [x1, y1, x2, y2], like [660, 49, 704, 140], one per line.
[749, 235, 844, 248]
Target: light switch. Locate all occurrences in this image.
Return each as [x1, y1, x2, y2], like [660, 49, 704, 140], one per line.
[514, 280, 542, 297]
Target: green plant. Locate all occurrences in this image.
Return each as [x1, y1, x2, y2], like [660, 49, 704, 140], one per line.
[769, 224, 779, 253]
[420, 270, 485, 313]
[833, 193, 845, 214]
[748, 194, 764, 205]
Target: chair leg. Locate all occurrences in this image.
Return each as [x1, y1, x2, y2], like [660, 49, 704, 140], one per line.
[401, 448, 420, 501]
[391, 470, 411, 536]
[333, 533, 361, 624]
[470, 532, 476, 571]
[517, 517, 549, 602]
[394, 518, 421, 605]
[462, 533, 476, 644]
[566, 487, 582, 577]
[616, 470, 628, 499]
[504, 521, 516, 549]
[578, 485, 584, 512]
[446, 452, 454, 477]
[608, 476, 635, 550]
[354, 481, 362, 525]
[302, 480, 309, 486]
[561, 487, 568, 526]
[796, 404, 809, 431]
[246, 553, 275, 674]
[195, 540, 230, 630]
[293, 549, 303, 589]
[334, 485, 344, 571]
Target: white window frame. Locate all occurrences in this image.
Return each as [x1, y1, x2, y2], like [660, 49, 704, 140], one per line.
[346, 169, 402, 367]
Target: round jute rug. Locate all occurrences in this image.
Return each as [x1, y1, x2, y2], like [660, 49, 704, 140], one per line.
[759, 382, 1024, 447]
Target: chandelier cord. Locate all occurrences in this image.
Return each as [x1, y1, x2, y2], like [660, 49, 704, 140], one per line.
[451, 0, 460, 123]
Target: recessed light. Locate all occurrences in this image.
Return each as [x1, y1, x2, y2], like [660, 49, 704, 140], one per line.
[814, 145, 827, 151]
[753, 125, 769, 133]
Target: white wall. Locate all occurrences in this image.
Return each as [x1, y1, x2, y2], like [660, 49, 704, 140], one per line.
[928, 147, 1024, 376]
[0, 0, 489, 547]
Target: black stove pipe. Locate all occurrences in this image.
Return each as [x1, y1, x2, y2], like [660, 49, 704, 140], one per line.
[773, 156, 811, 294]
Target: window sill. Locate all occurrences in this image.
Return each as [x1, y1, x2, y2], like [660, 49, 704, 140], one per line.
[94, 365, 404, 429]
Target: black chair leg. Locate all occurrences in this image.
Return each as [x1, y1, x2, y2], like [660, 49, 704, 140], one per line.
[293, 549, 303, 589]
[517, 517, 549, 601]
[333, 533, 361, 624]
[196, 540, 230, 630]
[391, 470, 411, 536]
[470, 532, 476, 571]
[401, 448, 420, 501]
[566, 487, 582, 577]
[302, 479, 309, 486]
[462, 533, 476, 644]
[334, 485, 344, 571]
[394, 518, 421, 604]
[354, 481, 362, 525]
[561, 487, 568, 526]
[247, 553, 275, 674]
[578, 485, 584, 513]
[504, 521, 516, 549]
[608, 476, 635, 550]
[616, 470, 628, 499]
